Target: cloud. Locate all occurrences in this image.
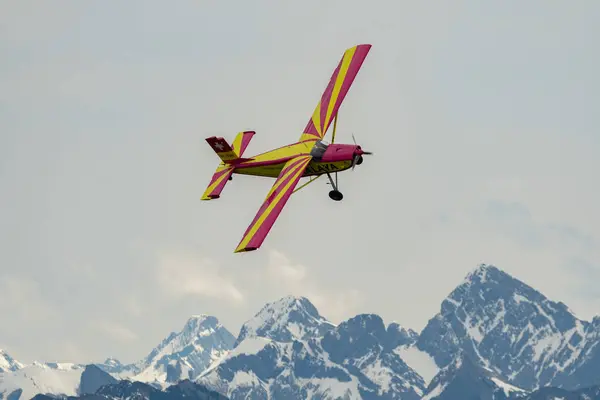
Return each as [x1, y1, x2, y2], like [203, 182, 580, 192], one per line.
[90, 320, 138, 343]
[156, 250, 244, 305]
[263, 250, 364, 323]
[0, 276, 58, 325]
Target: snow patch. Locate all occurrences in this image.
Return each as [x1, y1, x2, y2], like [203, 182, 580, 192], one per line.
[491, 376, 526, 396]
[394, 345, 439, 385]
[363, 358, 392, 394]
[230, 336, 271, 358]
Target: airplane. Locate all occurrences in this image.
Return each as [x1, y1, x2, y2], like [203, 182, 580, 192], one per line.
[201, 44, 373, 253]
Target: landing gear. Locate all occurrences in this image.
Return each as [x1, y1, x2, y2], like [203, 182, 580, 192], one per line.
[326, 172, 343, 201]
[329, 190, 343, 201]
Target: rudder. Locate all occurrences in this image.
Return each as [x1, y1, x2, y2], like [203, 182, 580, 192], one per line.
[202, 131, 255, 200]
[232, 131, 255, 157]
[206, 131, 255, 163]
[206, 136, 239, 162]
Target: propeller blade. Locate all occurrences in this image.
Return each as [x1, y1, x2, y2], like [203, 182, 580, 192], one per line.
[362, 151, 373, 155]
[352, 154, 359, 170]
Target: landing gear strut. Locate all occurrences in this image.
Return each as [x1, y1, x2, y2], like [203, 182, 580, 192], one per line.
[326, 172, 343, 201]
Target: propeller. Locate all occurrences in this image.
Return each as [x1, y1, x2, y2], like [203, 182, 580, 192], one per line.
[331, 114, 373, 170]
[351, 136, 373, 170]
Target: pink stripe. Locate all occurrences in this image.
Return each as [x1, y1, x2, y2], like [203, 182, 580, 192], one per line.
[246, 159, 310, 249]
[279, 157, 307, 176]
[300, 45, 371, 139]
[209, 168, 231, 184]
[330, 45, 371, 119]
[206, 168, 234, 198]
[237, 131, 255, 156]
[238, 158, 309, 244]
[236, 159, 291, 169]
[303, 120, 320, 137]
[318, 62, 342, 132]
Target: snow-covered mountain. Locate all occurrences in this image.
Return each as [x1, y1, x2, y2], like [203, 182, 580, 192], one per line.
[0, 363, 118, 400]
[195, 298, 431, 399]
[234, 295, 335, 346]
[0, 350, 23, 373]
[0, 315, 235, 399]
[30, 379, 228, 400]
[3, 263, 600, 399]
[94, 357, 138, 378]
[131, 315, 236, 386]
[417, 264, 600, 392]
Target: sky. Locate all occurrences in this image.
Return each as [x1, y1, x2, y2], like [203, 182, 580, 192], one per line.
[1, 0, 599, 364]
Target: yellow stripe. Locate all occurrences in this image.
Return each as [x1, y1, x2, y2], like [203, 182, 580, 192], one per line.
[325, 46, 356, 131]
[231, 131, 244, 156]
[219, 150, 238, 161]
[201, 168, 233, 199]
[256, 159, 305, 208]
[236, 156, 311, 250]
[236, 159, 308, 250]
[311, 101, 322, 137]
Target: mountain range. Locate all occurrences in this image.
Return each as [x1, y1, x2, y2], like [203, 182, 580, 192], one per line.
[1, 264, 599, 399]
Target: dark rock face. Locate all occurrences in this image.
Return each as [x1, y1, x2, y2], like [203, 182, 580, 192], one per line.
[78, 365, 118, 395]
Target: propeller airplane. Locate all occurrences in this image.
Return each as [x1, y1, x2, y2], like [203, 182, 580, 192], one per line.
[201, 44, 373, 253]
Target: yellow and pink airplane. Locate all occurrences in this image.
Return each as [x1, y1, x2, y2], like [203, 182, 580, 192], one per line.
[202, 44, 373, 253]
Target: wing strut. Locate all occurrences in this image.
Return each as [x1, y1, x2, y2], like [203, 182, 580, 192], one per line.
[292, 175, 322, 194]
[331, 113, 338, 144]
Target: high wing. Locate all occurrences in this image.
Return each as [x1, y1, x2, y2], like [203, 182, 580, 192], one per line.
[299, 44, 372, 143]
[234, 155, 312, 253]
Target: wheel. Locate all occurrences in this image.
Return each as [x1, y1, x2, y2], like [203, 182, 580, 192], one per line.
[329, 190, 343, 201]
[228, 176, 233, 181]
[356, 155, 363, 165]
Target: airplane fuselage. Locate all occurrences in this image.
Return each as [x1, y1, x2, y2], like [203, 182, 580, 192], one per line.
[230, 140, 362, 178]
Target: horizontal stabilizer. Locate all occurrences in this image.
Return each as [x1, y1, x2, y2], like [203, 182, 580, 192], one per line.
[201, 166, 234, 200]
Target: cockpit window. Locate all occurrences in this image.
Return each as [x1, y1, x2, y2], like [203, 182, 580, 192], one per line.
[310, 140, 329, 160]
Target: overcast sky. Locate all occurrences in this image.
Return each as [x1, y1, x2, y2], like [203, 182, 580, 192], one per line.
[1, 0, 599, 365]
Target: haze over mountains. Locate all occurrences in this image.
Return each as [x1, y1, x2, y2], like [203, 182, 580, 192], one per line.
[1, 264, 599, 399]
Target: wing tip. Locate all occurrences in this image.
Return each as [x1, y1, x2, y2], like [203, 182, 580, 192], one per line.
[234, 246, 258, 253]
[349, 43, 372, 51]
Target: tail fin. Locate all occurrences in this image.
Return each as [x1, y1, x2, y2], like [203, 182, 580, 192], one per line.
[205, 136, 239, 162]
[205, 131, 255, 163]
[232, 131, 255, 157]
[202, 131, 255, 200]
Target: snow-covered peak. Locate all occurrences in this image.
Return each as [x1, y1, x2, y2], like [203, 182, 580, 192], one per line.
[234, 295, 334, 346]
[418, 263, 592, 391]
[94, 357, 138, 377]
[178, 315, 224, 343]
[0, 349, 23, 372]
[132, 315, 235, 385]
[101, 357, 122, 368]
[461, 263, 511, 287]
